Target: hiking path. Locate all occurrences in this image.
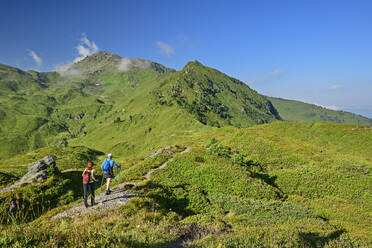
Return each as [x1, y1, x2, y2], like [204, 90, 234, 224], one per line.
[52, 146, 190, 220]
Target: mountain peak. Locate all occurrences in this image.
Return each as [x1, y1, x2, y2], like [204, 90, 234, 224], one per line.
[183, 60, 204, 70]
[78, 51, 122, 64]
[56, 51, 175, 77]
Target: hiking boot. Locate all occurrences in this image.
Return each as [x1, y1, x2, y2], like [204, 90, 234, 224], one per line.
[84, 198, 89, 208]
[105, 190, 110, 195]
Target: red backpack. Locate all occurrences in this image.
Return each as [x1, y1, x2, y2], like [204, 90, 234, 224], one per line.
[83, 170, 91, 184]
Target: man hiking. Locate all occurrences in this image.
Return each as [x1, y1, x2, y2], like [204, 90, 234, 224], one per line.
[101, 153, 121, 195]
[82, 161, 98, 208]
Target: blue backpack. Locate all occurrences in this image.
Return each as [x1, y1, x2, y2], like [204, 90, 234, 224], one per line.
[101, 159, 111, 173]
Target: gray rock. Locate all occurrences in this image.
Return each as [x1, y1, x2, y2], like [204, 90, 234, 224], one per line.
[22, 156, 56, 183]
[0, 156, 57, 194]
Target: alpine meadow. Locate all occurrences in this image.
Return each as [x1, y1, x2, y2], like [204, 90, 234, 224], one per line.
[0, 50, 371, 247]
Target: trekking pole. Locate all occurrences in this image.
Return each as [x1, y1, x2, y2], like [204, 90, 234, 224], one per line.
[100, 172, 105, 188]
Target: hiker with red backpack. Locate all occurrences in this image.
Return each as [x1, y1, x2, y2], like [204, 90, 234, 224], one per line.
[82, 161, 98, 207]
[101, 153, 121, 195]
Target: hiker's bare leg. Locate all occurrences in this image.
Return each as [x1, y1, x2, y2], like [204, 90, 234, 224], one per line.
[106, 178, 111, 190]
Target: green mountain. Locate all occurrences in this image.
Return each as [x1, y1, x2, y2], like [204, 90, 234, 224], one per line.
[0, 52, 281, 160]
[269, 96, 372, 126]
[152, 61, 281, 127]
[0, 52, 371, 247]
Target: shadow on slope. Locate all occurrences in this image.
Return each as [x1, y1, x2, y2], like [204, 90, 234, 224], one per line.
[299, 229, 347, 248]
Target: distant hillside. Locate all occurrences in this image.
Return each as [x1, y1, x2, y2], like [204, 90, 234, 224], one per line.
[0, 53, 177, 160]
[268, 96, 372, 126]
[152, 61, 281, 128]
[0, 52, 281, 159]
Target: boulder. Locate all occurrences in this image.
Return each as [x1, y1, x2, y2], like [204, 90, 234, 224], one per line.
[0, 156, 57, 194]
[20, 156, 57, 183]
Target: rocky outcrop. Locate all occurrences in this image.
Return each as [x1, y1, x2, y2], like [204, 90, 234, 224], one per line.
[0, 156, 57, 194]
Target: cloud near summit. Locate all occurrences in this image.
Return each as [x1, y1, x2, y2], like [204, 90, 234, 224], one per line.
[246, 69, 286, 85]
[156, 41, 174, 57]
[74, 34, 99, 63]
[270, 69, 285, 78]
[326, 105, 341, 111]
[55, 34, 99, 76]
[314, 102, 342, 111]
[27, 49, 42, 68]
[117, 58, 151, 72]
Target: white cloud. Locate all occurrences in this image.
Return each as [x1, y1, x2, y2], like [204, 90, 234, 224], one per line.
[55, 33, 99, 76]
[156, 41, 174, 57]
[246, 69, 285, 84]
[245, 75, 257, 85]
[27, 49, 42, 67]
[328, 84, 342, 90]
[326, 105, 341, 111]
[55, 63, 82, 77]
[270, 69, 285, 78]
[73, 33, 99, 63]
[117, 58, 151, 72]
[55, 61, 79, 77]
[117, 58, 132, 72]
[314, 102, 342, 111]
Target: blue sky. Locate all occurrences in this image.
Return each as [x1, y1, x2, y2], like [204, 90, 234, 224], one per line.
[1, 0, 371, 117]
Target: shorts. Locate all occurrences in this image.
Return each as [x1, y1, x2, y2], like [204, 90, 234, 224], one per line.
[104, 171, 113, 179]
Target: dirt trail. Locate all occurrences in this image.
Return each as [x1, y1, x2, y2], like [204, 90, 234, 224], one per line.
[145, 146, 190, 179]
[52, 146, 190, 220]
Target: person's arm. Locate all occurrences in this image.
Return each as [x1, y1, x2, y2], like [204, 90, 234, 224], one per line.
[113, 160, 121, 169]
[82, 168, 86, 177]
[91, 169, 98, 181]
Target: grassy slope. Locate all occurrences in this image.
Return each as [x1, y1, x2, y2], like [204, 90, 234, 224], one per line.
[0, 122, 370, 247]
[0, 54, 175, 159]
[269, 96, 372, 126]
[0, 64, 61, 158]
[0, 53, 371, 246]
[146, 122, 372, 246]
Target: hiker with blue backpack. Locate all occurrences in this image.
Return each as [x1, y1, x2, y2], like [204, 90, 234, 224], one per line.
[101, 153, 121, 195]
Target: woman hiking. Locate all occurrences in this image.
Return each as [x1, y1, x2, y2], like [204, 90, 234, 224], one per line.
[82, 161, 98, 208]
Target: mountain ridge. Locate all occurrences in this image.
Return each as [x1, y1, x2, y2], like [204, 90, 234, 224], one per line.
[0, 52, 371, 161]
[2, 51, 370, 122]
[0, 53, 281, 159]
